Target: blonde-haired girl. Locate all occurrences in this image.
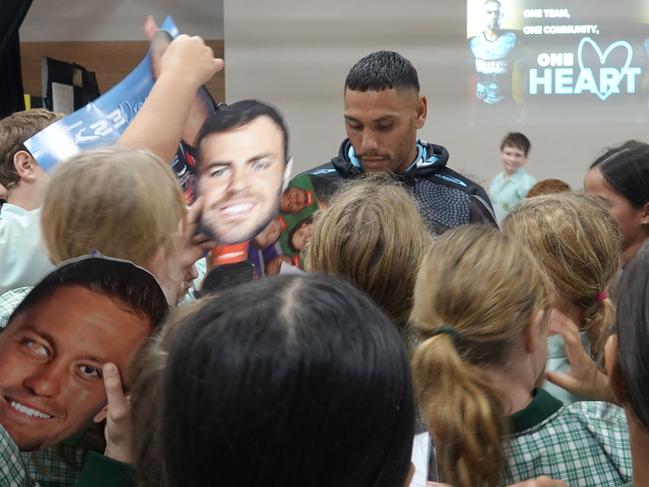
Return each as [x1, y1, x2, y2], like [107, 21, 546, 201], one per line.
[41, 146, 197, 304]
[503, 192, 621, 403]
[411, 225, 630, 487]
[305, 175, 432, 337]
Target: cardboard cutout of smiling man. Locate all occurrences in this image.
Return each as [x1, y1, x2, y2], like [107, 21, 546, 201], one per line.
[196, 100, 293, 246]
[0, 255, 167, 457]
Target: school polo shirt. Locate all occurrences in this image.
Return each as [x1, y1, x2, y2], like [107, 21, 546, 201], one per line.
[0, 204, 53, 294]
[503, 389, 631, 486]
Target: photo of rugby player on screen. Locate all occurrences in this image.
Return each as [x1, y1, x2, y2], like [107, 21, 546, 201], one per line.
[468, 0, 526, 123]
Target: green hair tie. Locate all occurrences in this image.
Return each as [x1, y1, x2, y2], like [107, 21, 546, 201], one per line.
[428, 325, 460, 341]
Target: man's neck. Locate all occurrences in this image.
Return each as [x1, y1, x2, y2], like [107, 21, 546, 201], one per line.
[488, 365, 534, 414]
[7, 190, 40, 211]
[485, 343, 539, 415]
[623, 234, 649, 266]
[485, 28, 501, 41]
[503, 168, 522, 181]
[396, 143, 421, 173]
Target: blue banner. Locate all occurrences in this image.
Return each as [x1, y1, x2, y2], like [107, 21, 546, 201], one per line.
[24, 17, 180, 172]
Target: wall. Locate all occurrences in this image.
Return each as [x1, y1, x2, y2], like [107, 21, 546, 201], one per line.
[21, 0, 223, 41]
[20, 41, 225, 102]
[224, 0, 648, 187]
[19, 0, 224, 99]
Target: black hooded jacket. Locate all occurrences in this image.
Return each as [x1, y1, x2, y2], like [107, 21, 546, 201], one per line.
[303, 139, 497, 234]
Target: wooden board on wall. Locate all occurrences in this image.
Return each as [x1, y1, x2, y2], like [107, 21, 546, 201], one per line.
[20, 40, 225, 102]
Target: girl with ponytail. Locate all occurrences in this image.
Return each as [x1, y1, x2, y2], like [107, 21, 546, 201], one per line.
[411, 225, 631, 487]
[503, 192, 621, 403]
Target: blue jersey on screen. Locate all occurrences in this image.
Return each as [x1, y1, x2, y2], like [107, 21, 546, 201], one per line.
[469, 31, 520, 104]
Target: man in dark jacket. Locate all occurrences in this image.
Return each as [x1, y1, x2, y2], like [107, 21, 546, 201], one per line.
[304, 50, 496, 234]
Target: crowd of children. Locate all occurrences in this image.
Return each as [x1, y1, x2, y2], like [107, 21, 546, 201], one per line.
[1, 29, 649, 487]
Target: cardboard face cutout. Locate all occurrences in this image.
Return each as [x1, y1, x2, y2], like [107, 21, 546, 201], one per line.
[0, 256, 167, 451]
[197, 112, 288, 246]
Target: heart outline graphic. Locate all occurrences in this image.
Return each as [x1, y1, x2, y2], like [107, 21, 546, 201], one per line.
[577, 37, 633, 101]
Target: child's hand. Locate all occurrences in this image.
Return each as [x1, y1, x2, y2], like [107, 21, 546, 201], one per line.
[93, 363, 133, 464]
[545, 310, 613, 402]
[159, 35, 223, 90]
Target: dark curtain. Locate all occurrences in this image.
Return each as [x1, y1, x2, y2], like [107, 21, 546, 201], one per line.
[0, 0, 34, 118]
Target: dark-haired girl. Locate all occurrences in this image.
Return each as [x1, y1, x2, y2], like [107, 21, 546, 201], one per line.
[585, 141, 649, 265]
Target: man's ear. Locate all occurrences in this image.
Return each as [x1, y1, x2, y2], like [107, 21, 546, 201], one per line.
[283, 156, 294, 192]
[13, 151, 36, 182]
[523, 309, 546, 353]
[640, 202, 649, 226]
[415, 95, 427, 129]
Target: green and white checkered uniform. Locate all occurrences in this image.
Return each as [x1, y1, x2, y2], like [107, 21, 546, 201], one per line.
[0, 423, 35, 487]
[0, 428, 130, 487]
[0, 424, 83, 487]
[0, 287, 30, 330]
[502, 389, 632, 486]
[22, 448, 82, 487]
